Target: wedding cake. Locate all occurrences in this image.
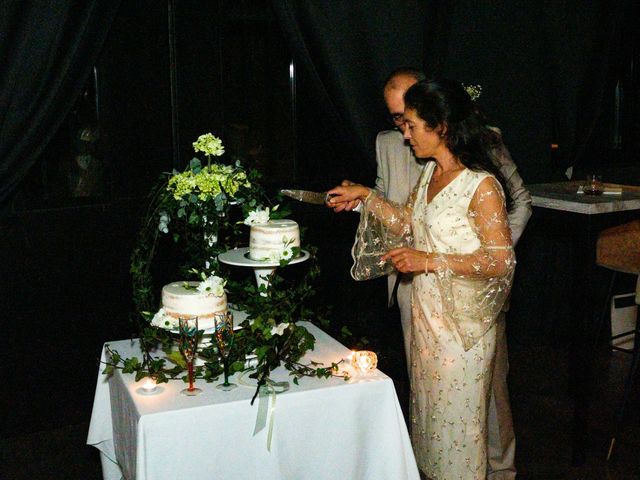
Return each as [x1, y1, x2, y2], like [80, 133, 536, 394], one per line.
[151, 280, 227, 330]
[249, 219, 300, 261]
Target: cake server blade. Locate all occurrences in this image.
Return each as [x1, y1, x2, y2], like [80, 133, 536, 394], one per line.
[280, 189, 330, 205]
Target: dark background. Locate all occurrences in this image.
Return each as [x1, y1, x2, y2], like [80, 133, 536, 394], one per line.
[1, 0, 639, 462]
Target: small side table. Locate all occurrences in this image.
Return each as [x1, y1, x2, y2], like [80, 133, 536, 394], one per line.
[527, 181, 640, 465]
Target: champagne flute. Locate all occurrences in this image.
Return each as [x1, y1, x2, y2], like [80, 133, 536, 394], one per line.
[214, 312, 237, 391]
[179, 316, 202, 396]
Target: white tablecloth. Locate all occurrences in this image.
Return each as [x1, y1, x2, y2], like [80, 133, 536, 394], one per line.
[87, 322, 419, 480]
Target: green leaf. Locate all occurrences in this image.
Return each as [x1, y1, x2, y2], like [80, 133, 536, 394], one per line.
[122, 357, 140, 374]
[166, 350, 187, 368]
[189, 157, 202, 172]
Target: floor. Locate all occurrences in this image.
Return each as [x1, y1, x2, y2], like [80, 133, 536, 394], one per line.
[3, 322, 638, 480]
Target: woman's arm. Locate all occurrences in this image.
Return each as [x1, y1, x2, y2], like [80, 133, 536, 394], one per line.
[328, 183, 415, 237]
[427, 176, 514, 278]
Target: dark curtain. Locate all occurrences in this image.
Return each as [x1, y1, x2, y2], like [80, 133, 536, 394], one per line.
[271, 0, 425, 182]
[425, 0, 632, 183]
[0, 0, 122, 211]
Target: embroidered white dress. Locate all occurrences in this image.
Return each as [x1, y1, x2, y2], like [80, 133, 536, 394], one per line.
[351, 162, 515, 480]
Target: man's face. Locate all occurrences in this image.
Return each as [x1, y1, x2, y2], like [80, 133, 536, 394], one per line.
[384, 87, 407, 130]
[383, 76, 418, 131]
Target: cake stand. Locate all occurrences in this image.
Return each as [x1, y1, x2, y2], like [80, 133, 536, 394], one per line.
[218, 247, 310, 295]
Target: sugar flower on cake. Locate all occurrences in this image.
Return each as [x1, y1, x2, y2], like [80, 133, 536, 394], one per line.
[243, 207, 270, 225]
[150, 307, 178, 330]
[196, 274, 226, 297]
[281, 247, 294, 261]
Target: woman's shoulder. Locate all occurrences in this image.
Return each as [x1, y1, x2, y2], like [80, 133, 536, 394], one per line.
[458, 169, 502, 198]
[464, 168, 494, 184]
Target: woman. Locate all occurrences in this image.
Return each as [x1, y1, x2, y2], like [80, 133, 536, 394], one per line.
[328, 79, 515, 480]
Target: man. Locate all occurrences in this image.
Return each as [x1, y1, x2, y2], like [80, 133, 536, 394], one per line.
[334, 67, 531, 480]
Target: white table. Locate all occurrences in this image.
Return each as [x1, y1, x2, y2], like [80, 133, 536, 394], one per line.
[87, 322, 419, 480]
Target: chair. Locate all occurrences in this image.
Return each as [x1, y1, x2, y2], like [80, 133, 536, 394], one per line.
[595, 219, 640, 460]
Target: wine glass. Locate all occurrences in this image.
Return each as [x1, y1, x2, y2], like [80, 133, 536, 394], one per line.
[214, 312, 237, 391]
[178, 316, 202, 396]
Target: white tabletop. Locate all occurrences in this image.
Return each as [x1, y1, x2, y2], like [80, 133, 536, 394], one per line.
[87, 322, 419, 480]
[528, 181, 640, 214]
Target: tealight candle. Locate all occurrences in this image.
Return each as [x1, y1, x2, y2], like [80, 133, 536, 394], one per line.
[140, 378, 158, 395]
[353, 350, 377, 373]
[346, 350, 356, 364]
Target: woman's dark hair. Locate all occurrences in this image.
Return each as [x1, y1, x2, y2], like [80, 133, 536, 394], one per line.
[404, 79, 512, 208]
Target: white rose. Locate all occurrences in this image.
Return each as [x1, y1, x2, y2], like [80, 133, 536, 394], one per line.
[197, 275, 226, 297]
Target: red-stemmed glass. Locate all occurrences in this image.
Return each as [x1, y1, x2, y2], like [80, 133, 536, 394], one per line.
[178, 316, 202, 396]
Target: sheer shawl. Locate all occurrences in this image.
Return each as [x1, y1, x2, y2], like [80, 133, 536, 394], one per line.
[351, 166, 515, 350]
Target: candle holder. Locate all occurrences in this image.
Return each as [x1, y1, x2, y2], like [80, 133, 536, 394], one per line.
[136, 377, 162, 396]
[352, 350, 378, 374]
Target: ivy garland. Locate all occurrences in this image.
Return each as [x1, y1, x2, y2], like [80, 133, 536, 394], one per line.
[105, 134, 348, 401]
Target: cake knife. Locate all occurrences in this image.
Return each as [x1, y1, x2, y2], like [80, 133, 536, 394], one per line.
[280, 189, 334, 205]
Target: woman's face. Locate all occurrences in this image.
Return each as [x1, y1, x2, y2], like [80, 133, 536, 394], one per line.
[402, 108, 446, 159]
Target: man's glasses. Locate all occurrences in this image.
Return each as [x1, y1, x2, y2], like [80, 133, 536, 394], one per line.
[389, 113, 406, 131]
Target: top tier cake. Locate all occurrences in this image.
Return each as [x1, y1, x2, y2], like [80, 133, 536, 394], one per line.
[249, 219, 300, 261]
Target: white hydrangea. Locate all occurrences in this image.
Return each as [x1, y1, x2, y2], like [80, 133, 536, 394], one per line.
[197, 275, 226, 297]
[243, 207, 270, 225]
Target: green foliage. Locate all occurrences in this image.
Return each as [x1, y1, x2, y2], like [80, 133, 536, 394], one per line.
[106, 136, 344, 401]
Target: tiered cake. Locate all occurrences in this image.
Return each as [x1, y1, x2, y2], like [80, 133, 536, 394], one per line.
[249, 219, 300, 261]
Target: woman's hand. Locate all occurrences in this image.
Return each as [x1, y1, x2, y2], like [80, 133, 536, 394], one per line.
[381, 247, 429, 274]
[326, 183, 370, 210]
[330, 180, 362, 212]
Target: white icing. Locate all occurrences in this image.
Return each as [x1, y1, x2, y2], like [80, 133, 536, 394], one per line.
[155, 281, 227, 330]
[249, 219, 300, 261]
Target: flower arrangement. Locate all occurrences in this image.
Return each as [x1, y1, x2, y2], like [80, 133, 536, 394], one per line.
[113, 133, 345, 400]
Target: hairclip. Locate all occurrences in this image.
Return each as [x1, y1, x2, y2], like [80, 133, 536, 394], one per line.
[463, 84, 482, 101]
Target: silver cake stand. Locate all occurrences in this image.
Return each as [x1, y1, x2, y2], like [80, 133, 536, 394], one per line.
[218, 247, 310, 295]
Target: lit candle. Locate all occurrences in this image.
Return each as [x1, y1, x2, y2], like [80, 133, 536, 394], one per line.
[141, 378, 158, 394]
[353, 350, 378, 373]
[346, 350, 356, 364]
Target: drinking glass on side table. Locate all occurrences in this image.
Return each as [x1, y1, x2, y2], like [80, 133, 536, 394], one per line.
[583, 174, 603, 195]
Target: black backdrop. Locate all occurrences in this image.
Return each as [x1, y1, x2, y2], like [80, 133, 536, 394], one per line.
[1, 0, 638, 439]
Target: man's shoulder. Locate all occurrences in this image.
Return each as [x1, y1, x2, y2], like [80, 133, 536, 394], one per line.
[376, 129, 404, 145]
